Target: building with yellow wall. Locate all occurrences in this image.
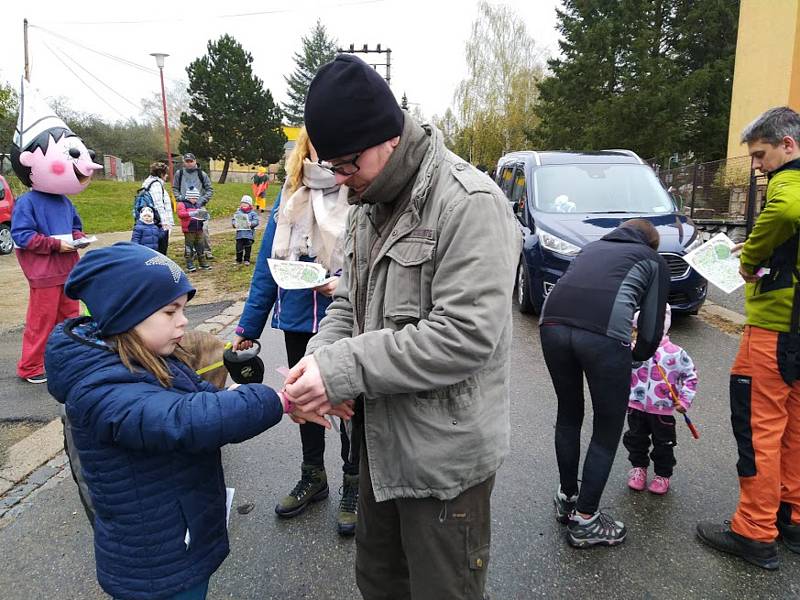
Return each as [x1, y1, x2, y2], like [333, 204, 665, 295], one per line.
[208, 125, 301, 182]
[727, 0, 800, 158]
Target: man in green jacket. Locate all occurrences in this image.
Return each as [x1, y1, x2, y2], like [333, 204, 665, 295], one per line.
[698, 107, 800, 570]
[284, 54, 521, 599]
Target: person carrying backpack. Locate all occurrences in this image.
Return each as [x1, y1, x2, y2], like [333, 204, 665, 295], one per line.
[173, 153, 214, 260]
[140, 162, 174, 255]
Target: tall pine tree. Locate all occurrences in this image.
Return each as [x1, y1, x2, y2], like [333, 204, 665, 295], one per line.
[282, 20, 338, 126]
[533, 0, 738, 162]
[180, 34, 286, 183]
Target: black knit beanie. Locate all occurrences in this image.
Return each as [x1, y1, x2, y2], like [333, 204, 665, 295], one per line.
[304, 54, 404, 161]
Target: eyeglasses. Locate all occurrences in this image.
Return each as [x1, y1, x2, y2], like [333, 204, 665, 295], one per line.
[321, 153, 361, 176]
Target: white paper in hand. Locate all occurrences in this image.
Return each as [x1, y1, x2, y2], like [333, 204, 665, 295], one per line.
[267, 259, 333, 289]
[681, 232, 745, 294]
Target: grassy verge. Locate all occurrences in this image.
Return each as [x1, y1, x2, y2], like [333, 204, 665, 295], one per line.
[168, 230, 265, 297]
[5, 176, 280, 234]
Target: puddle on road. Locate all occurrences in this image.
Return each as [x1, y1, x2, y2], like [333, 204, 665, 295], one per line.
[0, 420, 44, 467]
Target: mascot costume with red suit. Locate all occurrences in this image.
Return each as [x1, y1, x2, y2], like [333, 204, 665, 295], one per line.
[10, 80, 102, 383]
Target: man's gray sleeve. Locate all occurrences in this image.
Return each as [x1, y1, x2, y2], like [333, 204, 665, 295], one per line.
[201, 171, 214, 205]
[313, 192, 520, 403]
[172, 170, 181, 200]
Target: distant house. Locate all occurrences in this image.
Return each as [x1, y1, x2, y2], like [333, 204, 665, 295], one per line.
[208, 126, 300, 183]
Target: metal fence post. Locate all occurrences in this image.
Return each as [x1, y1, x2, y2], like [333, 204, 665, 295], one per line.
[746, 168, 757, 236]
[690, 162, 698, 219]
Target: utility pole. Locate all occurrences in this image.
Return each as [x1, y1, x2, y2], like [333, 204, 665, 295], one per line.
[150, 53, 174, 188]
[338, 44, 392, 85]
[23, 19, 30, 81]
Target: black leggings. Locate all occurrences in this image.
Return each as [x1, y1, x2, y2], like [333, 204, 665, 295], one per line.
[284, 331, 358, 475]
[540, 324, 632, 515]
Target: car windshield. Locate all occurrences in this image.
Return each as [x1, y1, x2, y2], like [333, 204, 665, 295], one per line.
[533, 163, 675, 214]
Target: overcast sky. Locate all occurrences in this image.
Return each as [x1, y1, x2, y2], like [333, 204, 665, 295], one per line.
[1, 0, 562, 124]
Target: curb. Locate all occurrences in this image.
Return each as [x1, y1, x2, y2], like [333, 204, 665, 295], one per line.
[700, 300, 746, 327]
[0, 419, 63, 496]
[0, 301, 246, 519]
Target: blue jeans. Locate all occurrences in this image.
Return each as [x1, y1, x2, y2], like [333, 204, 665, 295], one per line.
[115, 579, 209, 600]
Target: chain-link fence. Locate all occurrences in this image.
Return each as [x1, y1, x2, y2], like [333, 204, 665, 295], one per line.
[649, 155, 767, 228]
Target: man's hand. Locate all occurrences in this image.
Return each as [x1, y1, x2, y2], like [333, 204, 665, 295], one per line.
[314, 277, 339, 298]
[284, 355, 329, 412]
[59, 240, 76, 253]
[739, 263, 759, 283]
[289, 405, 331, 429]
[232, 335, 253, 351]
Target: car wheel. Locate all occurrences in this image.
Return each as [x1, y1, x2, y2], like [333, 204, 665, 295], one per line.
[0, 224, 12, 255]
[516, 259, 535, 314]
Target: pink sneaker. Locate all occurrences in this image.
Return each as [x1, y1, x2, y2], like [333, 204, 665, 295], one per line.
[648, 475, 670, 495]
[627, 467, 647, 491]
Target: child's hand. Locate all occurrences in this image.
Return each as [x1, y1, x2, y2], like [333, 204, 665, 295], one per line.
[675, 404, 686, 414]
[59, 240, 77, 253]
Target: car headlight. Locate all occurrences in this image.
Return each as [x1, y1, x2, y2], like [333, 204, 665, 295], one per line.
[539, 231, 581, 256]
[684, 235, 704, 253]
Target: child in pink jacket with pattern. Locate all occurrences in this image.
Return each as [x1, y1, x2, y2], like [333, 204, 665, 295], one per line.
[624, 304, 698, 495]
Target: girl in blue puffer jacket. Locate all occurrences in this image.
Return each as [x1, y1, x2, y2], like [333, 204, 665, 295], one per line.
[45, 242, 346, 600]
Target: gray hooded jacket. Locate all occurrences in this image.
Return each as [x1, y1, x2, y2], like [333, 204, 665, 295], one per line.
[306, 118, 522, 502]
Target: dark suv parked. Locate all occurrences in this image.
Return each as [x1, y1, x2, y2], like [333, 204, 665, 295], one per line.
[495, 150, 707, 315]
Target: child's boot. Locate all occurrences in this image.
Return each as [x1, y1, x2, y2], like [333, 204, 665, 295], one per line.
[627, 467, 647, 491]
[275, 463, 329, 518]
[648, 475, 670, 495]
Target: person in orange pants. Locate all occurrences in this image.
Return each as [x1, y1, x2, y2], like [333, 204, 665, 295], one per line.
[697, 106, 800, 570]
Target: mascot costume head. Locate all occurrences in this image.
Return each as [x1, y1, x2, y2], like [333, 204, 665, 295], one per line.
[11, 79, 102, 193]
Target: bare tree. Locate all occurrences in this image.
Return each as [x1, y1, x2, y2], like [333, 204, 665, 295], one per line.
[453, 1, 545, 165]
[140, 80, 190, 130]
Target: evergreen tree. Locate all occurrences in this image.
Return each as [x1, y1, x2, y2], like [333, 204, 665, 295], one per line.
[282, 20, 338, 126]
[180, 34, 286, 183]
[533, 0, 738, 162]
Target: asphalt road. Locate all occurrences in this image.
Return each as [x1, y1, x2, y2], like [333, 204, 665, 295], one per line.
[1, 310, 798, 599]
[0, 300, 234, 425]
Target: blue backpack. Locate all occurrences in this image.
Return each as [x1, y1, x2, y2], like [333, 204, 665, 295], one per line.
[132, 180, 162, 226]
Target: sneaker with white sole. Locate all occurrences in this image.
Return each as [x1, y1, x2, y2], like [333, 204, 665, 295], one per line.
[25, 373, 47, 384]
[567, 510, 627, 548]
[554, 486, 578, 524]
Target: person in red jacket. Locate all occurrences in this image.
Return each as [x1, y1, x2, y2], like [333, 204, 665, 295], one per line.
[10, 79, 102, 383]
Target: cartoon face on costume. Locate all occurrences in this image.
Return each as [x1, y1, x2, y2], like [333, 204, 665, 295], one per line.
[19, 131, 102, 195]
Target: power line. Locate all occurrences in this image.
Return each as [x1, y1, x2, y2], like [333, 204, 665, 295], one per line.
[53, 43, 143, 112]
[35, 0, 390, 25]
[32, 25, 158, 75]
[40, 40, 127, 119]
[32, 25, 185, 88]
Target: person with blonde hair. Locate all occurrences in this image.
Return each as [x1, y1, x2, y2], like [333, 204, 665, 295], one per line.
[45, 242, 345, 600]
[232, 126, 358, 535]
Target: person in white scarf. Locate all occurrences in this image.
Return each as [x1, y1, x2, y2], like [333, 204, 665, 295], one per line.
[235, 127, 358, 536]
[271, 157, 350, 282]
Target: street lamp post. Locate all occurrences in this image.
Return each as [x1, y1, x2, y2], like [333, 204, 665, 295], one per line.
[150, 53, 173, 185]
